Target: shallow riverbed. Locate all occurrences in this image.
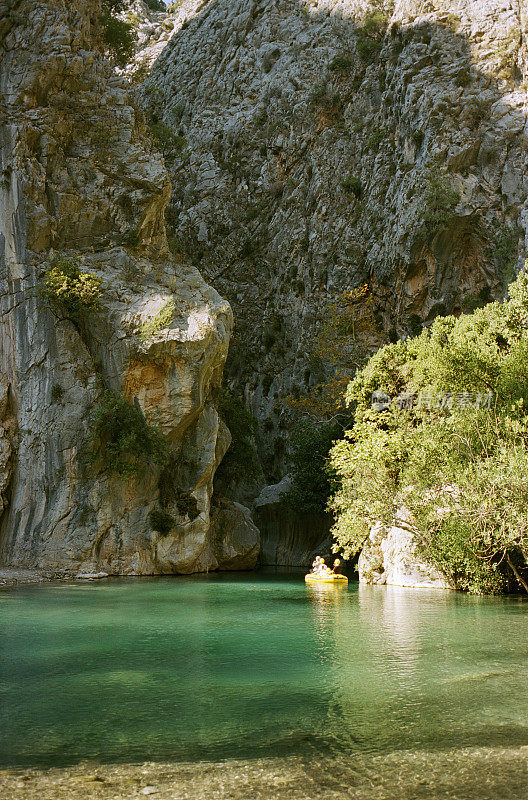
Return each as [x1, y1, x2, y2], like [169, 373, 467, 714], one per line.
[0, 574, 527, 797]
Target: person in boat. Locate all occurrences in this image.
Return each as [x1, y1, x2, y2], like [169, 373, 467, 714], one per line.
[332, 558, 342, 575]
[311, 556, 322, 574]
[312, 557, 331, 575]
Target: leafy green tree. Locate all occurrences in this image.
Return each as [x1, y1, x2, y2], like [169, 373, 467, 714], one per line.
[285, 422, 341, 514]
[99, 0, 136, 67]
[330, 268, 528, 593]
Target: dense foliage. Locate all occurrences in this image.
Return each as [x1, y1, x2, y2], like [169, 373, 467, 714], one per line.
[89, 391, 168, 476]
[285, 422, 340, 514]
[330, 269, 528, 593]
[41, 252, 102, 319]
[100, 0, 135, 67]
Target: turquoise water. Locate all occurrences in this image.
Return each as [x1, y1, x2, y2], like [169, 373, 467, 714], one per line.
[0, 573, 527, 768]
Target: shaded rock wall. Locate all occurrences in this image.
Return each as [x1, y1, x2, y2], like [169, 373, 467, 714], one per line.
[0, 0, 241, 576]
[139, 0, 528, 481]
[253, 477, 331, 566]
[256, 506, 332, 567]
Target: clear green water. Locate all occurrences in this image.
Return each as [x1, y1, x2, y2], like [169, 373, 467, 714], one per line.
[0, 573, 527, 769]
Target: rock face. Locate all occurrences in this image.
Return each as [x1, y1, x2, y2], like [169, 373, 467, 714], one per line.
[206, 497, 260, 570]
[253, 477, 332, 567]
[139, 0, 528, 480]
[128, 0, 528, 573]
[3, 0, 528, 578]
[358, 515, 451, 590]
[0, 0, 254, 576]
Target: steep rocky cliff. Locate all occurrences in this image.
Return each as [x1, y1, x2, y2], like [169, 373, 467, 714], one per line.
[2, 0, 528, 579]
[137, 0, 528, 482]
[0, 0, 260, 576]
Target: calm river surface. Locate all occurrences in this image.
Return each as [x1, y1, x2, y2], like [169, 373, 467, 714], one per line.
[0, 573, 527, 780]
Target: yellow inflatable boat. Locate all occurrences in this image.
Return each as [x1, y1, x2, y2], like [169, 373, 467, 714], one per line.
[305, 573, 348, 584]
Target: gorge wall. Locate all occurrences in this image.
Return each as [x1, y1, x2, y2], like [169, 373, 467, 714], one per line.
[0, 0, 260, 577]
[1, 0, 528, 578]
[137, 0, 528, 482]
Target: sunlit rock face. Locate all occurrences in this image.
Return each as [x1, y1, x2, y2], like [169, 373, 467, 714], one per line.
[358, 515, 451, 589]
[0, 0, 239, 576]
[138, 0, 528, 480]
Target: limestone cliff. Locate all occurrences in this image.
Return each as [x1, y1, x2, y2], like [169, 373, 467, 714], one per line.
[137, 0, 528, 482]
[0, 0, 260, 576]
[3, 0, 528, 580]
[120, 0, 528, 577]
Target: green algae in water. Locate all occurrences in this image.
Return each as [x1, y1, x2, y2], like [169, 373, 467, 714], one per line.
[0, 574, 527, 769]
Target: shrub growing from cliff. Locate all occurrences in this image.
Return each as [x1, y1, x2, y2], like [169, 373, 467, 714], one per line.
[285, 422, 340, 514]
[149, 507, 176, 534]
[355, 11, 388, 61]
[145, 0, 166, 10]
[329, 268, 528, 594]
[100, 0, 136, 67]
[329, 54, 354, 74]
[341, 175, 362, 198]
[41, 252, 102, 320]
[148, 121, 187, 156]
[140, 299, 176, 342]
[417, 169, 460, 244]
[488, 222, 522, 283]
[89, 391, 168, 476]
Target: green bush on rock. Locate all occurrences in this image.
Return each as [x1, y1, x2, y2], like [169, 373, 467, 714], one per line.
[89, 391, 168, 476]
[285, 422, 340, 514]
[355, 11, 388, 62]
[149, 507, 176, 534]
[144, 0, 166, 10]
[140, 299, 176, 342]
[40, 252, 102, 320]
[100, 0, 136, 68]
[329, 268, 528, 594]
[417, 168, 460, 244]
[329, 54, 354, 74]
[341, 175, 362, 198]
[148, 121, 187, 155]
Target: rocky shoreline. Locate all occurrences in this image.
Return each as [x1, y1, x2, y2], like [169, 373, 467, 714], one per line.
[0, 568, 55, 590]
[1, 747, 527, 800]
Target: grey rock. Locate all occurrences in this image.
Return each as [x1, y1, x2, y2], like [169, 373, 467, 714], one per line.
[0, 0, 263, 577]
[358, 515, 451, 590]
[253, 475, 292, 509]
[207, 498, 260, 570]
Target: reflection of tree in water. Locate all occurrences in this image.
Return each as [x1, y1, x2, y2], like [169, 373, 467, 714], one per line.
[304, 583, 456, 755]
